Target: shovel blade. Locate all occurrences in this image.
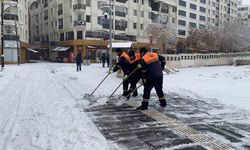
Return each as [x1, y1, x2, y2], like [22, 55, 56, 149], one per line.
[84, 93, 94, 99]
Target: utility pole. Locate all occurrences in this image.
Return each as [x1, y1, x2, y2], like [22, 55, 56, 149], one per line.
[15, 19, 20, 65]
[1, 0, 4, 71]
[108, 0, 112, 71]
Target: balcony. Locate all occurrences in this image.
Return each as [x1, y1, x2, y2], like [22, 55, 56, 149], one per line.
[3, 34, 20, 41]
[73, 4, 86, 11]
[4, 0, 18, 5]
[3, 13, 18, 21]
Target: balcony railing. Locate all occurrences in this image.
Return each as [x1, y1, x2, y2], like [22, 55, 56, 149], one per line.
[3, 14, 18, 21]
[3, 34, 20, 40]
[73, 4, 86, 10]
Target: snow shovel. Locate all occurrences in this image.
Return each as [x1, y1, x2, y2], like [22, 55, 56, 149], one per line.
[124, 83, 144, 100]
[108, 67, 140, 99]
[84, 72, 111, 98]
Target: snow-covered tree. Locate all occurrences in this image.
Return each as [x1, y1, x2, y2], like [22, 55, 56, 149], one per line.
[145, 15, 176, 54]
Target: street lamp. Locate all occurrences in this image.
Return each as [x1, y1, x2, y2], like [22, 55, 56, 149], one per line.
[1, 0, 4, 71]
[101, 0, 113, 71]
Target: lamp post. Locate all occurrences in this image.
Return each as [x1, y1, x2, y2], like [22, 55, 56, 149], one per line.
[108, 0, 112, 71]
[1, 0, 4, 71]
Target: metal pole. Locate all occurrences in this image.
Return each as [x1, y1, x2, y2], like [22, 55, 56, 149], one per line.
[108, 0, 112, 71]
[15, 19, 20, 65]
[1, 1, 4, 70]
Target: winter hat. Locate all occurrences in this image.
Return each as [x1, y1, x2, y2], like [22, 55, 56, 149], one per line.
[139, 47, 148, 54]
[128, 50, 135, 57]
[115, 48, 123, 52]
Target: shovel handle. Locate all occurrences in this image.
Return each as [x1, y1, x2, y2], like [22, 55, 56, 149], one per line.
[90, 73, 110, 96]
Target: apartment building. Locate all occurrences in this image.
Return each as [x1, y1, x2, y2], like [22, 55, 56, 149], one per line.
[0, 0, 29, 64]
[237, 4, 250, 26]
[177, 0, 238, 38]
[29, 0, 177, 61]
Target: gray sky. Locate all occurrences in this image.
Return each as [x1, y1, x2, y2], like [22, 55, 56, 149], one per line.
[242, 0, 250, 5]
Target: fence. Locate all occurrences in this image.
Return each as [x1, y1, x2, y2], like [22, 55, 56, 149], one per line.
[163, 52, 250, 69]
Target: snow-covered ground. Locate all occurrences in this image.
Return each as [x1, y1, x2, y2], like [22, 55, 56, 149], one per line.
[163, 65, 250, 110]
[0, 62, 250, 150]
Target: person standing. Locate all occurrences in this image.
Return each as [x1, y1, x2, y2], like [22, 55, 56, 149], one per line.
[75, 52, 82, 72]
[111, 48, 130, 96]
[106, 54, 109, 68]
[136, 47, 166, 110]
[100, 54, 106, 67]
[125, 50, 141, 99]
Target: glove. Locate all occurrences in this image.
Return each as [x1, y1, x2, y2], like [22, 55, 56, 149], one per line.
[108, 70, 113, 74]
[124, 75, 128, 80]
[137, 64, 142, 68]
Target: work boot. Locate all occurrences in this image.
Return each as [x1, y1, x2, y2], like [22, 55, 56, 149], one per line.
[136, 101, 148, 110]
[132, 90, 138, 97]
[125, 89, 133, 100]
[159, 99, 166, 107]
[122, 90, 128, 97]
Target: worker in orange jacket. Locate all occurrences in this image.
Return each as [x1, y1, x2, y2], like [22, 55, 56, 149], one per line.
[136, 47, 166, 110]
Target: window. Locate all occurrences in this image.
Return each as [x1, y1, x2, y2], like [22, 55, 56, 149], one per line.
[142, 0, 144, 4]
[141, 11, 144, 17]
[66, 31, 74, 40]
[86, 15, 91, 22]
[178, 30, 186, 36]
[58, 18, 63, 29]
[178, 10, 186, 16]
[134, 10, 137, 16]
[199, 24, 205, 29]
[60, 33, 64, 41]
[179, 0, 186, 7]
[173, 7, 177, 13]
[199, 15, 206, 21]
[58, 4, 63, 15]
[77, 31, 82, 39]
[190, 3, 196, 10]
[133, 23, 137, 29]
[172, 18, 175, 23]
[141, 24, 144, 30]
[86, 0, 90, 7]
[178, 20, 186, 26]
[189, 22, 196, 28]
[133, 0, 137, 3]
[44, 10, 48, 20]
[200, 7, 206, 13]
[190, 13, 196, 19]
[200, 0, 206, 4]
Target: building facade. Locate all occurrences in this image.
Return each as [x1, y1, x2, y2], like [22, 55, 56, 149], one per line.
[0, 0, 29, 64]
[29, 0, 177, 61]
[177, 0, 238, 38]
[237, 4, 250, 26]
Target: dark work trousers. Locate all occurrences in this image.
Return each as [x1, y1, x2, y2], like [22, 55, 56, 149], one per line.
[123, 76, 129, 94]
[143, 77, 164, 100]
[76, 63, 81, 72]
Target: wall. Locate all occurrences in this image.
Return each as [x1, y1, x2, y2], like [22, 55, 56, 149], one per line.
[163, 52, 250, 69]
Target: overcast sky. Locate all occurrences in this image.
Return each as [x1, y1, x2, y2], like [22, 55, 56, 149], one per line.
[242, 0, 250, 5]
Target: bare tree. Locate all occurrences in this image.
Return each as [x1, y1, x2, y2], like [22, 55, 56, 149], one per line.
[145, 15, 176, 53]
[187, 21, 250, 53]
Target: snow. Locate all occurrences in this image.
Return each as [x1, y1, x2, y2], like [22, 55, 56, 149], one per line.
[163, 65, 250, 110]
[0, 62, 250, 150]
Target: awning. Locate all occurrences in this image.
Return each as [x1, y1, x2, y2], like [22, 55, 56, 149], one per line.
[26, 48, 38, 53]
[51, 47, 70, 52]
[87, 46, 97, 49]
[58, 47, 70, 51]
[52, 47, 61, 52]
[107, 42, 132, 48]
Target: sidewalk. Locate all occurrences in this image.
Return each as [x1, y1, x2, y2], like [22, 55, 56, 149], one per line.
[85, 94, 250, 150]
